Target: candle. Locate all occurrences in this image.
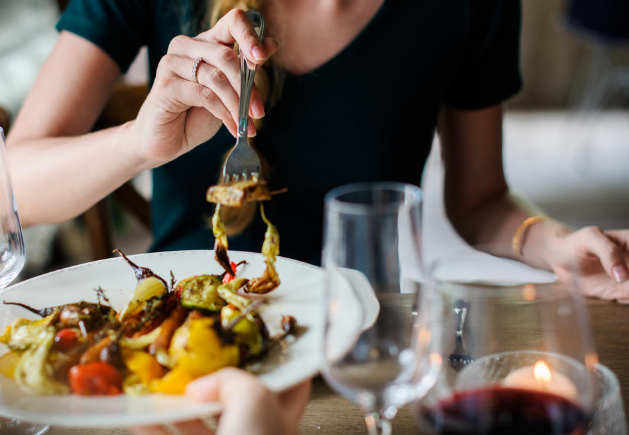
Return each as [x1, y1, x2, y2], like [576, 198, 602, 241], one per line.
[503, 360, 578, 401]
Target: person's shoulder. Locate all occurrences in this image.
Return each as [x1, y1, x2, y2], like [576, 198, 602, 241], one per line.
[57, 0, 163, 72]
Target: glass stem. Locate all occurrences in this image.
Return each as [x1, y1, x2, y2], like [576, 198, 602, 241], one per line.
[364, 412, 392, 435]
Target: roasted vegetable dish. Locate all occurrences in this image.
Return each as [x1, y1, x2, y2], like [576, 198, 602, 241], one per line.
[0, 250, 296, 396]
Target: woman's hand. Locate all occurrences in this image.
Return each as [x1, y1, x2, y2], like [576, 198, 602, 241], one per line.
[551, 227, 629, 303]
[131, 9, 278, 168]
[132, 368, 311, 435]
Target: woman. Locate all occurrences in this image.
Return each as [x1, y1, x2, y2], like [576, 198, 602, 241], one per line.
[6, 0, 629, 301]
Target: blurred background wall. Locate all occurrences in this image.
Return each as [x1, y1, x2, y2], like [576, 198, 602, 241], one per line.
[513, 0, 628, 109]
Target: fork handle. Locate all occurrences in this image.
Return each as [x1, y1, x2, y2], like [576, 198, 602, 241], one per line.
[238, 10, 266, 139]
[453, 299, 469, 338]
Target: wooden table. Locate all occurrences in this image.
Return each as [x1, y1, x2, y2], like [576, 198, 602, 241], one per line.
[48, 299, 629, 435]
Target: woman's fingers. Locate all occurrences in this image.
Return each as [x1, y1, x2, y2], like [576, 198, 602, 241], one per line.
[133, 421, 214, 435]
[132, 426, 170, 435]
[166, 76, 241, 136]
[203, 9, 269, 64]
[583, 226, 629, 283]
[171, 419, 216, 435]
[278, 380, 312, 435]
[159, 54, 240, 126]
[186, 367, 263, 402]
[603, 229, 629, 250]
[168, 37, 242, 97]
[154, 68, 255, 138]
[165, 35, 272, 121]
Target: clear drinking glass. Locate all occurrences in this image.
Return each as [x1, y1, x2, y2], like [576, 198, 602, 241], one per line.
[321, 182, 442, 435]
[413, 249, 598, 435]
[589, 364, 627, 435]
[0, 128, 24, 290]
[0, 127, 48, 434]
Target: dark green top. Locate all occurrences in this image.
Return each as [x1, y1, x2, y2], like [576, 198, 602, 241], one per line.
[57, 0, 522, 265]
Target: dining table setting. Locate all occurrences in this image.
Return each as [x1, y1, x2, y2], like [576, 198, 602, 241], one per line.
[0, 161, 626, 435]
[0, 15, 628, 429]
[0, 0, 628, 431]
[41, 297, 627, 435]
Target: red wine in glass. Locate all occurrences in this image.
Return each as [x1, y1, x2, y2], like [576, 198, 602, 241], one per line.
[419, 387, 590, 435]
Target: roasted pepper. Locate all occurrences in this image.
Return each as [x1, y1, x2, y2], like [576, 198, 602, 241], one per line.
[247, 204, 280, 294]
[150, 367, 195, 395]
[0, 350, 22, 379]
[169, 317, 239, 378]
[123, 350, 164, 385]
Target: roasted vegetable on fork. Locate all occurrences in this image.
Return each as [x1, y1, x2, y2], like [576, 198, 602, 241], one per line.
[247, 204, 280, 294]
[212, 204, 235, 276]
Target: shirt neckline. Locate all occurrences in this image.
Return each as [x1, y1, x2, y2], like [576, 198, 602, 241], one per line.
[287, 0, 393, 78]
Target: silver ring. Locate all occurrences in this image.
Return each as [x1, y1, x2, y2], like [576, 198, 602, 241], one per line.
[191, 57, 202, 82]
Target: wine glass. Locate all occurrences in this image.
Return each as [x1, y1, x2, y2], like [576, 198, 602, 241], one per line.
[321, 182, 442, 435]
[0, 127, 49, 434]
[413, 248, 598, 435]
[589, 363, 627, 435]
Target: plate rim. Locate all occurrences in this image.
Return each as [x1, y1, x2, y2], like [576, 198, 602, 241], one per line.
[1, 250, 325, 295]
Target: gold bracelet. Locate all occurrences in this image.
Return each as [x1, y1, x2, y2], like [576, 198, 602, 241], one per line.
[512, 216, 553, 256]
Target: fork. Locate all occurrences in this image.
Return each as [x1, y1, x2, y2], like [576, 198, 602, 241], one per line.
[221, 10, 265, 184]
[447, 299, 473, 371]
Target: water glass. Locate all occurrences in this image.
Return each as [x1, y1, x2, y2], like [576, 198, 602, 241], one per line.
[321, 182, 441, 435]
[0, 128, 25, 290]
[0, 126, 48, 434]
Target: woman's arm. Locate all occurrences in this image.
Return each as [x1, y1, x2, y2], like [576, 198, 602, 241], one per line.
[8, 10, 278, 228]
[440, 104, 565, 267]
[7, 31, 146, 227]
[441, 104, 629, 300]
[440, 104, 629, 281]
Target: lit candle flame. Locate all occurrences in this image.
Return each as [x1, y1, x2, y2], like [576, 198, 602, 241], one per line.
[533, 360, 552, 384]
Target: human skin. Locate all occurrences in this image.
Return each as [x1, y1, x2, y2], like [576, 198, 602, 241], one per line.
[132, 368, 311, 435]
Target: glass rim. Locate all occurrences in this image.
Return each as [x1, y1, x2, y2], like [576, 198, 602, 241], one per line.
[594, 363, 621, 401]
[324, 182, 423, 215]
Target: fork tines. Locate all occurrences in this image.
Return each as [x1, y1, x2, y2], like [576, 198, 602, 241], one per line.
[223, 171, 260, 184]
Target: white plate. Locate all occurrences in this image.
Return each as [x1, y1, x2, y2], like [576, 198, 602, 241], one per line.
[0, 250, 352, 428]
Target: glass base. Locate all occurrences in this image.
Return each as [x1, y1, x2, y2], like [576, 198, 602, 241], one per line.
[0, 418, 49, 434]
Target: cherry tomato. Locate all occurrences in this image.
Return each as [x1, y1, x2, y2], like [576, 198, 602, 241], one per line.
[53, 329, 80, 352]
[222, 262, 239, 284]
[68, 362, 123, 396]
